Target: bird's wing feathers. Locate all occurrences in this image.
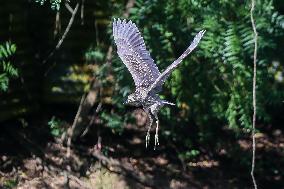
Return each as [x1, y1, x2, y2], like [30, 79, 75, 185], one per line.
[113, 18, 160, 88]
[147, 30, 206, 95]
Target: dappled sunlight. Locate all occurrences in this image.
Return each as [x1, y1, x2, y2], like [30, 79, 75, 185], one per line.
[1, 0, 284, 188]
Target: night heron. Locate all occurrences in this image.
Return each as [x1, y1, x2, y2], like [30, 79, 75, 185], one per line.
[113, 18, 205, 149]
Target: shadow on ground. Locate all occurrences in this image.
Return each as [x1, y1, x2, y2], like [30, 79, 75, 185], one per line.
[0, 112, 283, 189]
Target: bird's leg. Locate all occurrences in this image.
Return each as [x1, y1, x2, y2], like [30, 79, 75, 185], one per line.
[149, 101, 162, 150]
[154, 114, 159, 150]
[146, 113, 153, 148]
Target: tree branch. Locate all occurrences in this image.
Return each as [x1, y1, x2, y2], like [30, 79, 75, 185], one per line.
[43, 3, 79, 65]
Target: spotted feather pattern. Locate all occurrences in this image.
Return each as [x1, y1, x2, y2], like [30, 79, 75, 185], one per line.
[113, 18, 161, 88]
[147, 30, 206, 94]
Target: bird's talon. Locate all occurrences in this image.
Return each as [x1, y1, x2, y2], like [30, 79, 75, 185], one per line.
[154, 134, 159, 150]
[145, 133, 150, 148]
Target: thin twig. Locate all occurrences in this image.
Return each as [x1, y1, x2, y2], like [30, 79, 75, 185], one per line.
[65, 2, 74, 14]
[250, 0, 258, 188]
[54, 11, 61, 36]
[80, 102, 102, 137]
[43, 3, 79, 65]
[56, 3, 79, 50]
[80, 0, 85, 25]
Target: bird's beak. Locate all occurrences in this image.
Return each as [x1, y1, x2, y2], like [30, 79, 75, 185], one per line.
[123, 99, 128, 105]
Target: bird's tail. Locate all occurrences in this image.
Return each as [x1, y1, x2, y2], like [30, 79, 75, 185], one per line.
[162, 100, 175, 106]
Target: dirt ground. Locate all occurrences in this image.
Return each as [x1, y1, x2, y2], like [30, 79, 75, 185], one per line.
[0, 111, 283, 189]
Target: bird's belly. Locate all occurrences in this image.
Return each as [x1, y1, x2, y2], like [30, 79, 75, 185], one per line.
[143, 95, 159, 106]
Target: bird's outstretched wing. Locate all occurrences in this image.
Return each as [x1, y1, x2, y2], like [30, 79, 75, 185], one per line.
[146, 30, 206, 95]
[113, 18, 160, 88]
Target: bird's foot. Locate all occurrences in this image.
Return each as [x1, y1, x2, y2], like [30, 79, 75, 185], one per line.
[145, 132, 150, 148]
[154, 117, 160, 150]
[154, 133, 159, 150]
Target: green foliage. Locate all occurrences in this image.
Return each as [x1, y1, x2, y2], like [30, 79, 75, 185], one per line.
[101, 111, 124, 133]
[88, 1, 284, 160]
[85, 48, 105, 63]
[3, 179, 18, 189]
[80, 1, 284, 161]
[0, 42, 18, 92]
[109, 0, 284, 131]
[34, 0, 62, 10]
[178, 149, 200, 161]
[100, 110, 134, 134]
[48, 116, 65, 137]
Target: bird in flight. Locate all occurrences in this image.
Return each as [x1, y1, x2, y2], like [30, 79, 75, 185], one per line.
[113, 18, 205, 149]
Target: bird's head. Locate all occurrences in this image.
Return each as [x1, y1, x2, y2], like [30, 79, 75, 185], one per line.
[123, 93, 141, 106]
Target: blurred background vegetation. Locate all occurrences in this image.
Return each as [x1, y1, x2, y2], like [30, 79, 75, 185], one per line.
[0, 0, 283, 188]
